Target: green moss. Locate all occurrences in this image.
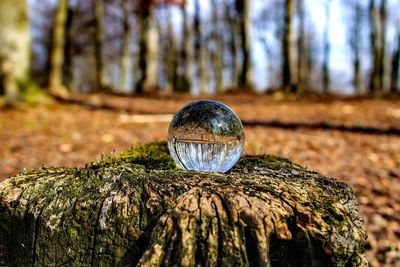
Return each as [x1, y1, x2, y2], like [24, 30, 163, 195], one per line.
[0, 97, 5, 108]
[234, 154, 303, 172]
[88, 142, 300, 174]
[21, 82, 51, 105]
[85, 142, 307, 176]
[88, 142, 178, 171]
[324, 206, 345, 224]
[69, 228, 78, 240]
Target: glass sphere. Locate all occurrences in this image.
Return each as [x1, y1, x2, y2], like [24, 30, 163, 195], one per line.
[168, 100, 244, 173]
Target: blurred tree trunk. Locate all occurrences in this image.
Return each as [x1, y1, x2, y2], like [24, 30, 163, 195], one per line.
[223, 0, 240, 89]
[391, 25, 400, 93]
[349, 1, 362, 95]
[282, 0, 295, 91]
[306, 35, 315, 88]
[49, 0, 69, 97]
[378, 0, 387, 92]
[236, 0, 252, 90]
[136, 3, 159, 94]
[259, 37, 272, 89]
[119, 1, 131, 93]
[180, 4, 193, 93]
[369, 0, 380, 94]
[194, 0, 207, 94]
[198, 43, 209, 95]
[322, 0, 331, 94]
[0, 0, 31, 105]
[225, 0, 240, 89]
[64, 7, 76, 93]
[94, 0, 108, 91]
[131, 31, 138, 93]
[165, 7, 178, 93]
[211, 0, 224, 94]
[367, 0, 387, 94]
[297, 0, 308, 89]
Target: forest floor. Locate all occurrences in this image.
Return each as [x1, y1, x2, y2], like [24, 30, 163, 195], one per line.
[0, 93, 399, 266]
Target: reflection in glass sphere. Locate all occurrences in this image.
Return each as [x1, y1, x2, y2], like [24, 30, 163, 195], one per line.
[168, 100, 244, 173]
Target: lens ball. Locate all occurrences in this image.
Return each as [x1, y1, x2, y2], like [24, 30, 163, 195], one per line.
[168, 100, 244, 173]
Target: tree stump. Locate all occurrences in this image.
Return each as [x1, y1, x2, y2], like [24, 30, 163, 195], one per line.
[0, 142, 367, 266]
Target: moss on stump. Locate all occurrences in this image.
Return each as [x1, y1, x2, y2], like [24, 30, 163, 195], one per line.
[0, 142, 367, 266]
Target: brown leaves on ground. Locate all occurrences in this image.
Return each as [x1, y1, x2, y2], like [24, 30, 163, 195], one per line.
[0, 94, 399, 266]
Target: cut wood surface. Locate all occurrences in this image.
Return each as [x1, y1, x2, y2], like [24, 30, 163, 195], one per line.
[0, 142, 367, 266]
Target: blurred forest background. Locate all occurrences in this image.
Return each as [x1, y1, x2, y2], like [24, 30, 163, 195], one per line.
[0, 0, 400, 266]
[0, 0, 400, 102]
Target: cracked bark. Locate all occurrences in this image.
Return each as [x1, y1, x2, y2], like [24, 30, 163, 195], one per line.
[0, 142, 367, 266]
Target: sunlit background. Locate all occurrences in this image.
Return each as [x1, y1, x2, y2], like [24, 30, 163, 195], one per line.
[27, 0, 400, 95]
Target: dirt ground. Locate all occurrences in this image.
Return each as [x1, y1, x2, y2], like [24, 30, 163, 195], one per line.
[0, 94, 399, 266]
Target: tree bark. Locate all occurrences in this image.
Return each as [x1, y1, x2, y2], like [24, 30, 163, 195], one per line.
[0, 0, 31, 105]
[236, 0, 253, 90]
[49, 0, 70, 97]
[94, 0, 109, 91]
[0, 142, 367, 266]
[282, 0, 295, 92]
